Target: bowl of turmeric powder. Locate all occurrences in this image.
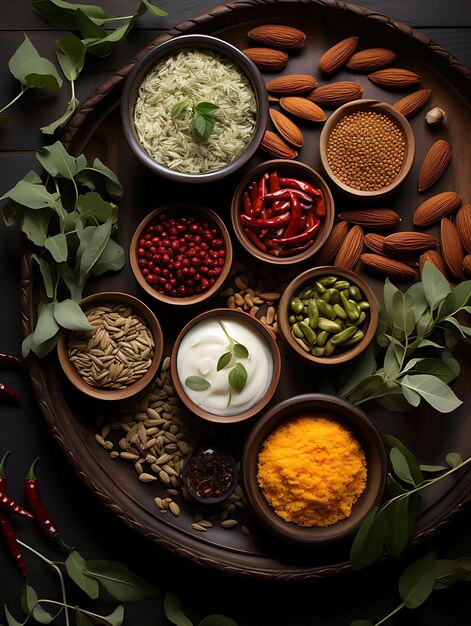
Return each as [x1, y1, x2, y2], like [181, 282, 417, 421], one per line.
[241, 393, 387, 545]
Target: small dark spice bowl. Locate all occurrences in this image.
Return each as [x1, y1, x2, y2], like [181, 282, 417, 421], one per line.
[182, 445, 239, 505]
[241, 394, 388, 546]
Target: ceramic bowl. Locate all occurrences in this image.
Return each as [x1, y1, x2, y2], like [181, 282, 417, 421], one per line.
[277, 266, 378, 367]
[182, 445, 239, 505]
[241, 393, 388, 546]
[120, 34, 269, 184]
[56, 292, 163, 401]
[230, 159, 335, 266]
[319, 99, 415, 200]
[170, 308, 281, 424]
[130, 202, 233, 306]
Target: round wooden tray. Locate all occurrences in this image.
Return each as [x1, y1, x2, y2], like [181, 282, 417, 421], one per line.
[20, 0, 471, 580]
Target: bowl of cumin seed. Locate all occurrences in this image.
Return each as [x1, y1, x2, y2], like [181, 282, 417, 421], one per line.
[56, 291, 163, 401]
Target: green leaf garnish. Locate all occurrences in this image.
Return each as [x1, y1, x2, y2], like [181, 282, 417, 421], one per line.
[233, 343, 249, 359]
[171, 99, 219, 139]
[194, 101, 219, 115]
[217, 351, 232, 371]
[228, 363, 247, 394]
[171, 99, 191, 119]
[185, 376, 211, 391]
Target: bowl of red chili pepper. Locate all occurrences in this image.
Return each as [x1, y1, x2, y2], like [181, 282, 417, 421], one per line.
[230, 159, 335, 265]
[130, 202, 233, 306]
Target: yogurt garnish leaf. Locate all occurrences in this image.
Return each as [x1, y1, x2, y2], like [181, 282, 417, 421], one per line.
[185, 376, 211, 391]
[228, 362, 247, 395]
[233, 343, 249, 359]
[217, 351, 233, 372]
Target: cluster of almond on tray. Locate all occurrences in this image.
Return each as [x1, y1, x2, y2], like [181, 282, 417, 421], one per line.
[240, 24, 470, 282]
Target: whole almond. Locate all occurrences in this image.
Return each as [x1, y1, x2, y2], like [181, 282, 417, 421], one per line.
[383, 231, 438, 253]
[338, 208, 401, 230]
[334, 225, 364, 270]
[346, 48, 396, 72]
[368, 68, 421, 89]
[315, 221, 349, 264]
[419, 250, 447, 279]
[306, 81, 363, 106]
[260, 130, 298, 159]
[268, 94, 279, 103]
[270, 109, 303, 148]
[266, 74, 318, 95]
[454, 204, 471, 253]
[242, 48, 289, 71]
[393, 89, 432, 119]
[364, 233, 418, 266]
[418, 140, 452, 192]
[279, 97, 326, 122]
[413, 191, 461, 227]
[318, 37, 358, 75]
[441, 218, 465, 281]
[463, 255, 471, 277]
[361, 253, 417, 280]
[248, 25, 306, 49]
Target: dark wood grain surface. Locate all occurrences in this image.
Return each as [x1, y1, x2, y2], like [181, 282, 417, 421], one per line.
[1, 1, 470, 624]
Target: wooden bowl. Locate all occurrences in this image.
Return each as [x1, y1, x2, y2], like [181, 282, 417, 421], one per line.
[241, 393, 388, 546]
[277, 266, 378, 367]
[120, 34, 269, 184]
[230, 159, 335, 266]
[56, 292, 163, 401]
[130, 202, 233, 306]
[319, 99, 415, 200]
[170, 308, 281, 424]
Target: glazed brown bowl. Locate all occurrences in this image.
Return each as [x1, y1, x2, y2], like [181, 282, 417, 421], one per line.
[170, 308, 281, 424]
[319, 99, 415, 200]
[130, 202, 233, 306]
[241, 393, 388, 546]
[277, 266, 378, 367]
[121, 34, 269, 184]
[56, 291, 163, 401]
[230, 159, 335, 266]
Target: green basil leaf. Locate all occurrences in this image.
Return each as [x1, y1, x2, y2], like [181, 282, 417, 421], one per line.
[382, 435, 424, 486]
[164, 592, 193, 626]
[55, 33, 85, 81]
[348, 374, 385, 405]
[400, 381, 421, 408]
[386, 473, 408, 497]
[233, 343, 249, 359]
[0, 180, 59, 210]
[76, 610, 94, 626]
[401, 374, 462, 413]
[384, 497, 415, 560]
[1, 199, 24, 227]
[22, 208, 53, 245]
[65, 551, 99, 599]
[33, 302, 60, 346]
[76, 159, 123, 200]
[89, 606, 124, 626]
[422, 261, 451, 311]
[185, 376, 210, 391]
[406, 281, 429, 321]
[21, 333, 34, 358]
[141, 0, 167, 16]
[412, 357, 458, 384]
[41, 96, 79, 135]
[433, 559, 468, 589]
[92, 238, 125, 276]
[390, 447, 416, 485]
[82, 560, 157, 601]
[445, 452, 464, 468]
[77, 192, 117, 224]
[195, 101, 219, 115]
[32, 603, 55, 624]
[36, 141, 86, 179]
[375, 384, 413, 412]
[9, 34, 62, 91]
[199, 617, 237, 626]
[399, 550, 436, 609]
[32, 0, 107, 29]
[54, 299, 92, 331]
[171, 99, 190, 119]
[444, 325, 463, 350]
[438, 280, 471, 321]
[416, 310, 433, 338]
[20, 583, 36, 613]
[44, 233, 68, 262]
[192, 112, 215, 138]
[4, 605, 22, 626]
[76, 7, 107, 39]
[79, 217, 113, 283]
[420, 464, 447, 473]
[350, 506, 389, 571]
[217, 351, 232, 371]
[82, 21, 135, 57]
[441, 348, 460, 378]
[31, 253, 54, 299]
[228, 362, 247, 394]
[338, 347, 376, 398]
[383, 342, 401, 379]
[444, 315, 471, 338]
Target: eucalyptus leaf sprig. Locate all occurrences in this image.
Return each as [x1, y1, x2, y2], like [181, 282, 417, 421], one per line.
[184, 321, 249, 408]
[171, 99, 220, 139]
[0, 141, 125, 358]
[351, 550, 471, 626]
[350, 435, 471, 572]
[339, 262, 471, 413]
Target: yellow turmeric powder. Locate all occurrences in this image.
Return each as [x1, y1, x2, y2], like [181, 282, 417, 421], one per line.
[257, 414, 367, 527]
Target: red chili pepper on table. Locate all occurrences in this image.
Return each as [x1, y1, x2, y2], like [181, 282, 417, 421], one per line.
[243, 228, 267, 253]
[0, 451, 27, 577]
[282, 192, 303, 239]
[263, 188, 313, 204]
[278, 177, 322, 197]
[272, 219, 321, 245]
[240, 212, 291, 229]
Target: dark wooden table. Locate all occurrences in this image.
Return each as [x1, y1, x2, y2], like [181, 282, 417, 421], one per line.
[1, 1, 470, 624]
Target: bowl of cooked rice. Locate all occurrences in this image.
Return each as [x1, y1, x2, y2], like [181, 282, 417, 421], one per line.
[121, 34, 269, 183]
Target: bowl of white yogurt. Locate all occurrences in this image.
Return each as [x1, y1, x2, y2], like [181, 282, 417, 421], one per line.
[170, 308, 281, 423]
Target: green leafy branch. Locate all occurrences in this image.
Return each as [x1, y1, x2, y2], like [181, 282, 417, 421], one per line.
[0, 141, 125, 358]
[350, 435, 471, 571]
[339, 262, 471, 413]
[351, 550, 471, 626]
[171, 100, 220, 139]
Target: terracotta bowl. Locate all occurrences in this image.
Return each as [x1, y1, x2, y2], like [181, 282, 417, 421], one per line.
[170, 308, 281, 424]
[230, 159, 335, 266]
[120, 34, 269, 184]
[181, 445, 239, 505]
[130, 202, 233, 306]
[241, 393, 388, 546]
[277, 266, 378, 367]
[319, 99, 415, 200]
[56, 292, 163, 401]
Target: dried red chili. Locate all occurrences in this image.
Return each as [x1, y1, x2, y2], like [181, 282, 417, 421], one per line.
[0, 381, 20, 406]
[282, 192, 302, 238]
[252, 173, 268, 217]
[0, 451, 26, 577]
[263, 188, 313, 204]
[278, 177, 322, 197]
[184, 448, 234, 499]
[243, 191, 253, 216]
[243, 228, 268, 253]
[240, 212, 291, 229]
[269, 171, 281, 193]
[272, 220, 321, 245]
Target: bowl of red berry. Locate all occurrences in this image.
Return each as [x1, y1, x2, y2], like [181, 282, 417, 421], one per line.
[130, 202, 233, 305]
